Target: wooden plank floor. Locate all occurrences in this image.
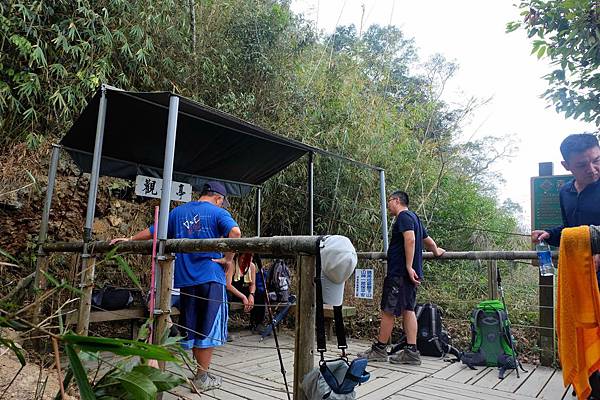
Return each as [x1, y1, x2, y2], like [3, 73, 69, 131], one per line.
[162, 331, 571, 400]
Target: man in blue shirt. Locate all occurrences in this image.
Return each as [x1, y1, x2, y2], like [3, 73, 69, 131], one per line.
[358, 190, 444, 365]
[113, 181, 241, 392]
[532, 133, 600, 276]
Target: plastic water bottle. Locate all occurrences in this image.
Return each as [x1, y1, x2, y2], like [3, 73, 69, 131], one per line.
[536, 240, 554, 277]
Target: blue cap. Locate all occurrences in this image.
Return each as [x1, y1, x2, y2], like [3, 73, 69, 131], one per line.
[205, 181, 229, 207]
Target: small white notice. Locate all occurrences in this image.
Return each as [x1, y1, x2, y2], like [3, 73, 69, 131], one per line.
[134, 175, 192, 202]
[354, 268, 374, 299]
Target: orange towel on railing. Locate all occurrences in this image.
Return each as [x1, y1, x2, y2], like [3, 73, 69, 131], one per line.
[557, 226, 600, 399]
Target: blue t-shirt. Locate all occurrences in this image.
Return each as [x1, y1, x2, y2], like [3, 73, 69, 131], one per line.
[149, 201, 238, 287]
[387, 210, 428, 279]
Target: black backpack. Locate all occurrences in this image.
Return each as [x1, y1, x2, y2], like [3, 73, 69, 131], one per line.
[92, 286, 133, 311]
[415, 303, 451, 357]
[266, 259, 291, 302]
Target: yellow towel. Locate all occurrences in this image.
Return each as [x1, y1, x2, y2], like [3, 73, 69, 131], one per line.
[557, 226, 600, 399]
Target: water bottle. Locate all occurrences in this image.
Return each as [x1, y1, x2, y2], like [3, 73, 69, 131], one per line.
[536, 240, 554, 277]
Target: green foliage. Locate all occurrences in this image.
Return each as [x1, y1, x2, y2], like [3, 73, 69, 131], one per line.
[1, 0, 521, 251]
[507, 1, 600, 124]
[62, 334, 184, 399]
[61, 334, 178, 361]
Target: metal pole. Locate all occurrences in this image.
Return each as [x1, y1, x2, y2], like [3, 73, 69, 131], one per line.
[307, 152, 314, 235]
[34, 145, 61, 284]
[158, 95, 180, 241]
[256, 187, 262, 237]
[378, 169, 389, 252]
[155, 95, 179, 351]
[84, 85, 108, 243]
[32, 144, 61, 331]
[38, 144, 61, 246]
[78, 86, 108, 335]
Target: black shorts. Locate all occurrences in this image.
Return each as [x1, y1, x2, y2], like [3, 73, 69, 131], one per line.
[380, 275, 417, 316]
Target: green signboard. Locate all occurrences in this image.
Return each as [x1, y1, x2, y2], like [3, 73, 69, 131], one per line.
[530, 174, 571, 230]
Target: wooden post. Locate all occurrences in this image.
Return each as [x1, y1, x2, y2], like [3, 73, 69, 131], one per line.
[487, 260, 498, 299]
[537, 162, 555, 366]
[155, 255, 175, 349]
[294, 255, 315, 400]
[76, 255, 96, 335]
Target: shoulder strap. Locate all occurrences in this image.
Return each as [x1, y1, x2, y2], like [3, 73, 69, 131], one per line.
[314, 237, 348, 360]
[314, 237, 327, 358]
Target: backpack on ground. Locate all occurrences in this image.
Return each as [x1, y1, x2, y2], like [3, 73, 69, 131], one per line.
[266, 259, 291, 303]
[414, 303, 454, 358]
[461, 299, 525, 379]
[92, 286, 133, 311]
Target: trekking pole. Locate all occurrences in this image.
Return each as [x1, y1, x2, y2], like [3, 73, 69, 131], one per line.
[496, 267, 520, 378]
[255, 255, 291, 400]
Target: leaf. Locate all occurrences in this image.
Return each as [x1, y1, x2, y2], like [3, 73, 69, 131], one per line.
[61, 334, 178, 361]
[65, 344, 96, 400]
[132, 365, 185, 392]
[0, 337, 25, 366]
[115, 370, 157, 400]
[114, 255, 143, 292]
[0, 248, 18, 263]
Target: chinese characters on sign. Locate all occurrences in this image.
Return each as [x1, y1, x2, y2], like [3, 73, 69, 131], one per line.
[354, 269, 373, 299]
[134, 175, 192, 202]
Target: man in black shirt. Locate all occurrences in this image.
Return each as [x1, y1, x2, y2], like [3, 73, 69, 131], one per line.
[358, 191, 444, 365]
[532, 133, 600, 277]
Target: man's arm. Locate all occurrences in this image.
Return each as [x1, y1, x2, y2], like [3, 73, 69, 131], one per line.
[110, 228, 152, 245]
[423, 236, 445, 257]
[402, 230, 419, 285]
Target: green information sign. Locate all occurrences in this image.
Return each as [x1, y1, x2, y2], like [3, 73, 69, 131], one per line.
[530, 174, 571, 230]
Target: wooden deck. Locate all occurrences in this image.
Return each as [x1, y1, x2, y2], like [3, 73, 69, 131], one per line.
[163, 331, 574, 400]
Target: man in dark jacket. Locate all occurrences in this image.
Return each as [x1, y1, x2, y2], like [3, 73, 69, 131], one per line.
[532, 133, 600, 276]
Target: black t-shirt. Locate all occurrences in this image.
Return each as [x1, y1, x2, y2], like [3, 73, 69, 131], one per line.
[387, 210, 428, 279]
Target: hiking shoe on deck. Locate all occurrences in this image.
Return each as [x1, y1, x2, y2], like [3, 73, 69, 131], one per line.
[357, 343, 388, 362]
[192, 372, 222, 392]
[389, 348, 421, 365]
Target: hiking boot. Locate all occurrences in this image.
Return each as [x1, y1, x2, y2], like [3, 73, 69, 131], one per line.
[192, 371, 222, 392]
[389, 347, 421, 365]
[357, 342, 388, 362]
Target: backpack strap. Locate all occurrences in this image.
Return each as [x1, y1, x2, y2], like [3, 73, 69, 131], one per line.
[314, 236, 348, 360]
[314, 237, 327, 360]
[471, 309, 484, 352]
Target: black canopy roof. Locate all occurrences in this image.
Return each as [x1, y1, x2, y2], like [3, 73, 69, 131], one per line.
[60, 86, 318, 196]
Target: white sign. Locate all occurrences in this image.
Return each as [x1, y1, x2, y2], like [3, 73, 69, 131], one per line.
[134, 175, 192, 202]
[354, 269, 374, 299]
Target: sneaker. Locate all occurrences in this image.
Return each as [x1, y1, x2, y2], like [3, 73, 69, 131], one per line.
[356, 342, 388, 362]
[389, 347, 421, 365]
[192, 372, 222, 392]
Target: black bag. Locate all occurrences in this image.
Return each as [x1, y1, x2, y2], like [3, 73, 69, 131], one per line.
[266, 259, 291, 303]
[416, 303, 451, 357]
[92, 286, 133, 311]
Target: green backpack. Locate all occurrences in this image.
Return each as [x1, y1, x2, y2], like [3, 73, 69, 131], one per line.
[461, 300, 524, 379]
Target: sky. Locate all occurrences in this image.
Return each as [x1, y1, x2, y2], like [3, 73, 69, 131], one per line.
[290, 0, 596, 225]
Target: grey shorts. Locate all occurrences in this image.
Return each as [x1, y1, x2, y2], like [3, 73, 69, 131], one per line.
[380, 275, 417, 316]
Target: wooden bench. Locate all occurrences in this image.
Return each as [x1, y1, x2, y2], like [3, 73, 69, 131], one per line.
[322, 305, 357, 339]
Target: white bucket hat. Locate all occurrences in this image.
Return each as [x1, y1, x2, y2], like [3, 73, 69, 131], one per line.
[320, 235, 358, 306]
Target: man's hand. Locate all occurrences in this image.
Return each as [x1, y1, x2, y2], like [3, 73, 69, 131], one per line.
[212, 257, 233, 272]
[433, 247, 446, 257]
[110, 237, 131, 245]
[531, 230, 550, 243]
[406, 268, 420, 286]
[594, 254, 600, 272]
